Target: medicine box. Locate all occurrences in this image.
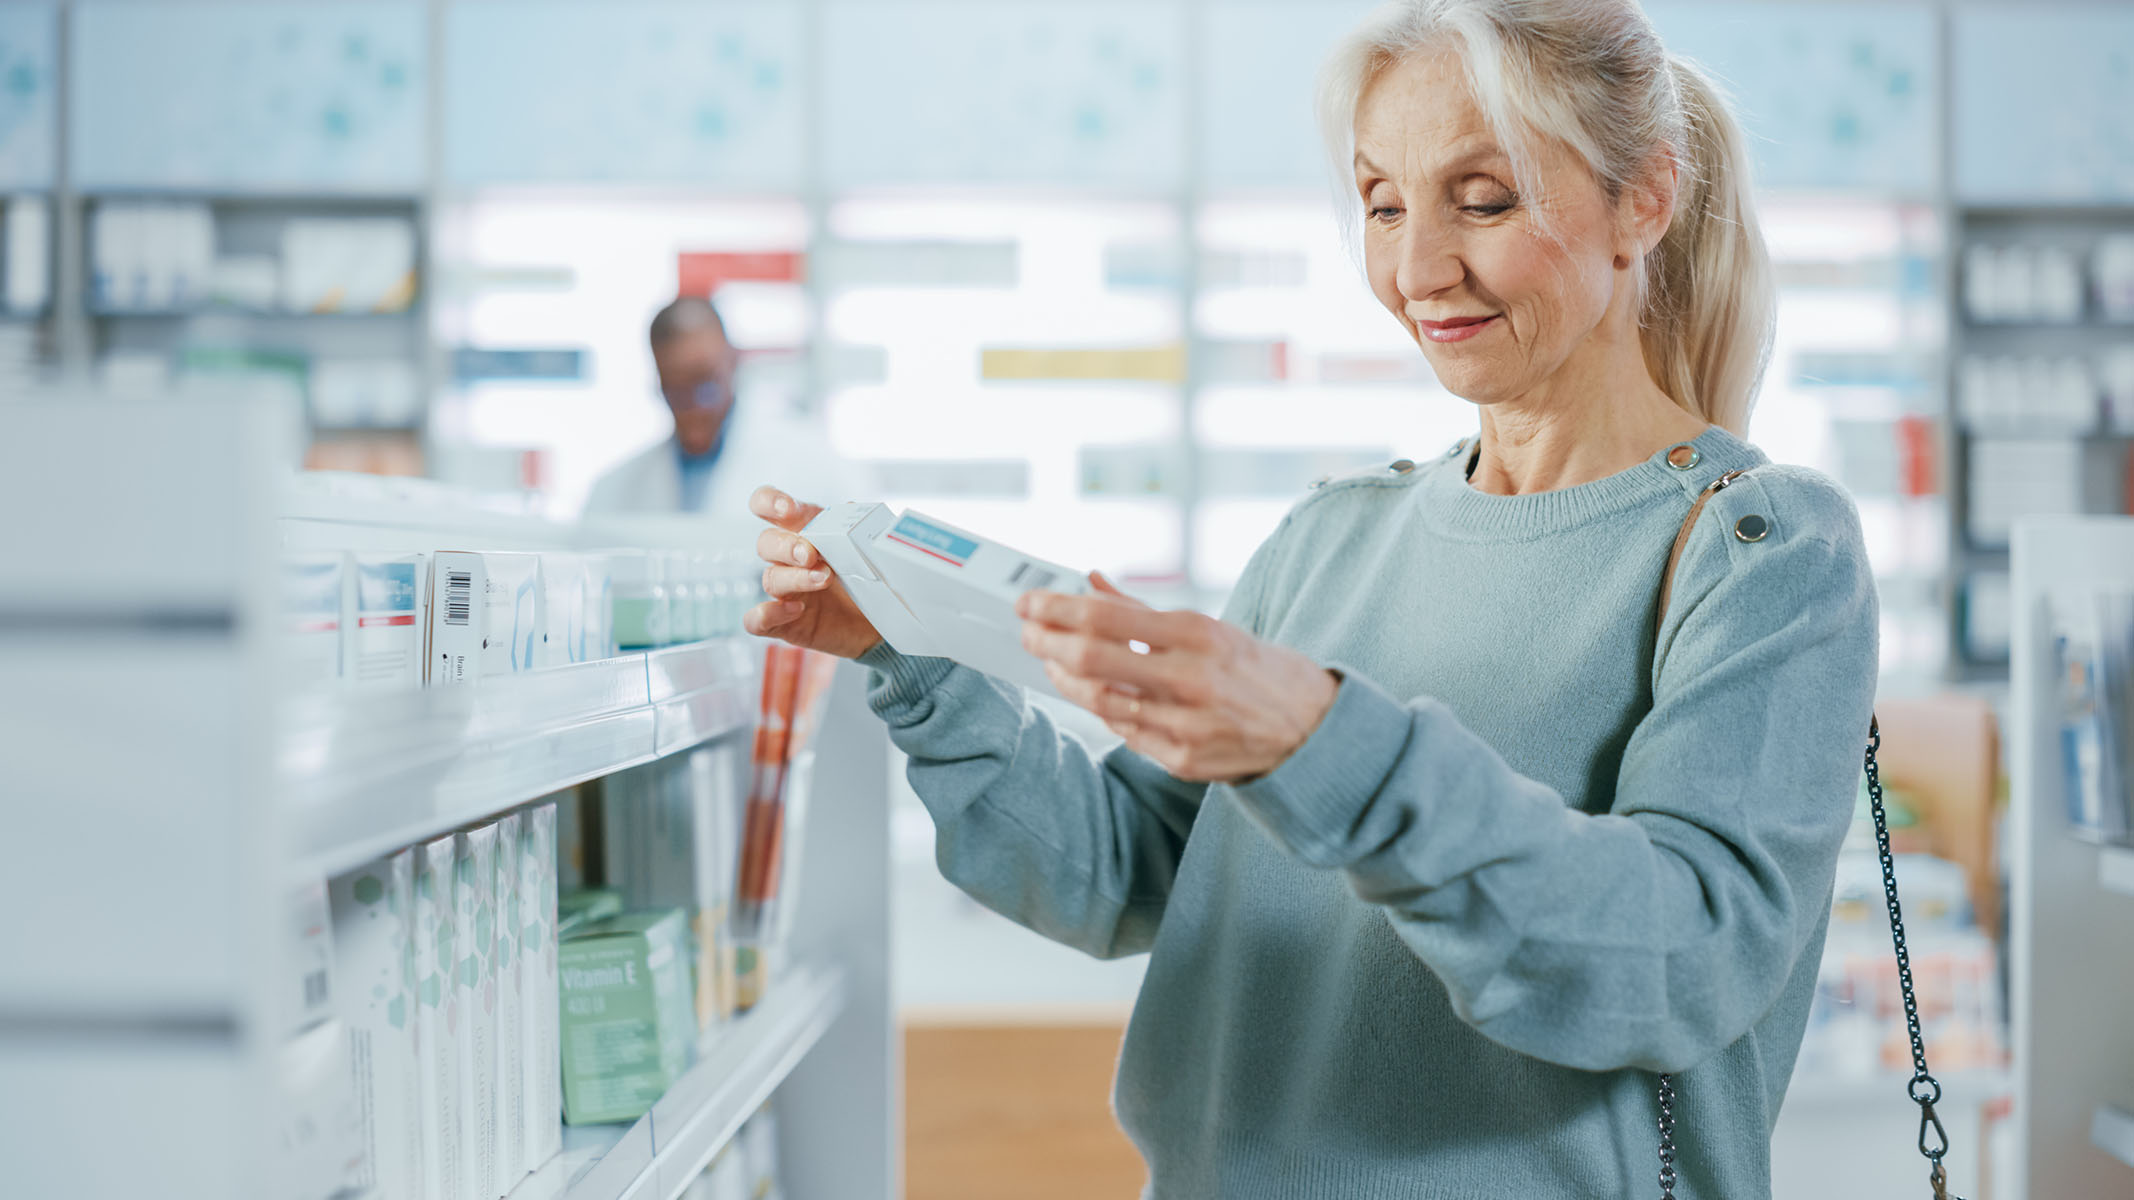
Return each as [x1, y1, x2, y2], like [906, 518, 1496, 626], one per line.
[521, 804, 564, 1170]
[346, 553, 425, 690]
[328, 849, 423, 1200]
[557, 908, 695, 1125]
[493, 811, 526, 1190]
[414, 835, 462, 1200]
[453, 824, 500, 1199]
[426, 551, 543, 685]
[802, 503, 1087, 695]
[282, 554, 346, 687]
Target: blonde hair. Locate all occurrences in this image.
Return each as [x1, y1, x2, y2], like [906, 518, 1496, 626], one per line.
[1317, 0, 1774, 435]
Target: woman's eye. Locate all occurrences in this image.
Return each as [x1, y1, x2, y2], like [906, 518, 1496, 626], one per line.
[1461, 201, 1514, 217]
[1367, 205, 1402, 222]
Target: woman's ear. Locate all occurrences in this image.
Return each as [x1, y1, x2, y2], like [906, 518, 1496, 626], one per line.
[1619, 148, 1679, 267]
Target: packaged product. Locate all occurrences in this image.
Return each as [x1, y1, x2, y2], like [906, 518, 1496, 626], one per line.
[328, 849, 423, 1200]
[557, 908, 695, 1124]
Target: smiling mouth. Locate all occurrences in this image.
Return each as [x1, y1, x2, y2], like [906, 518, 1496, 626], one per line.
[1416, 314, 1499, 343]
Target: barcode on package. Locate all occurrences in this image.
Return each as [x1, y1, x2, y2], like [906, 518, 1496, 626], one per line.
[1008, 561, 1056, 591]
[302, 969, 329, 1011]
[445, 570, 473, 626]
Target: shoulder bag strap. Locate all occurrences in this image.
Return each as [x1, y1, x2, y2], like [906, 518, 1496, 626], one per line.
[1650, 468, 1959, 1200]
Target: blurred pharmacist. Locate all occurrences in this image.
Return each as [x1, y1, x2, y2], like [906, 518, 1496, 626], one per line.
[744, 3, 1881, 1199]
[584, 296, 853, 517]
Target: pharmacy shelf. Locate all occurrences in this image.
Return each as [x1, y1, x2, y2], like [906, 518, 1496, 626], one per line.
[506, 963, 848, 1200]
[283, 638, 759, 879]
[2093, 1105, 2134, 1171]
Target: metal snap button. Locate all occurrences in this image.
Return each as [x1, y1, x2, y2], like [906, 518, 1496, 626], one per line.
[1389, 458, 1415, 474]
[1307, 475, 1329, 489]
[1445, 439, 1466, 458]
[1665, 443, 1701, 470]
[1734, 513, 1769, 542]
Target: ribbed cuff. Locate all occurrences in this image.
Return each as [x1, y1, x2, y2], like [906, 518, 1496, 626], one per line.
[857, 639, 956, 725]
[1228, 664, 1413, 866]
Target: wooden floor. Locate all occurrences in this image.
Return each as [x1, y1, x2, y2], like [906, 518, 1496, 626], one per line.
[903, 1021, 1146, 1200]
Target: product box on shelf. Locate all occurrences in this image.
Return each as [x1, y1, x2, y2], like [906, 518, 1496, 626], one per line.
[559, 886, 625, 938]
[426, 551, 543, 685]
[328, 849, 424, 1200]
[602, 748, 746, 1032]
[557, 908, 695, 1125]
[272, 1017, 366, 1200]
[521, 804, 564, 1171]
[284, 879, 338, 1037]
[802, 502, 1085, 695]
[453, 824, 501, 1198]
[347, 553, 426, 690]
[494, 811, 526, 1191]
[582, 555, 616, 661]
[610, 550, 670, 651]
[415, 835, 463, 1200]
[536, 552, 587, 670]
[282, 554, 347, 686]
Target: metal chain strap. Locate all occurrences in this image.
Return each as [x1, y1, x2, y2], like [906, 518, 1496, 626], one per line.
[1655, 716, 1963, 1199]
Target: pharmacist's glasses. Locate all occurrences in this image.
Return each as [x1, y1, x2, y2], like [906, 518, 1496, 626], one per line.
[661, 376, 733, 414]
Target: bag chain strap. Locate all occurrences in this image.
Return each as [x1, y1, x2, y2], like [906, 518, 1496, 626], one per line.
[1654, 470, 1960, 1199]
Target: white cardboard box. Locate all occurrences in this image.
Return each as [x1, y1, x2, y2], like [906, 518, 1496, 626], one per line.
[494, 811, 527, 1190]
[329, 849, 424, 1200]
[347, 553, 425, 690]
[282, 554, 346, 687]
[453, 824, 501, 1199]
[802, 503, 1087, 695]
[522, 803, 564, 1171]
[414, 835, 463, 1200]
[427, 551, 543, 685]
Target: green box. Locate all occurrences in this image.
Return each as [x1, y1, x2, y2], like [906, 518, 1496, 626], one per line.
[558, 886, 624, 939]
[557, 909, 693, 1125]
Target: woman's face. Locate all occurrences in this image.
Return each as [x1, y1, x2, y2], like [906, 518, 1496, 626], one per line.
[1354, 49, 1637, 407]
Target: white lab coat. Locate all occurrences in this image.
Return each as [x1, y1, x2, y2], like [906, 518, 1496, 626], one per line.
[582, 400, 865, 520]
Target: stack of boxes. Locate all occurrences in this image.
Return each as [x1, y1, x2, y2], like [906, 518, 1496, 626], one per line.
[321, 803, 562, 1200]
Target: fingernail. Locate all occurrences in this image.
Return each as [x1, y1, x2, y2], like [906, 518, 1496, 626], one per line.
[792, 544, 811, 564]
[774, 499, 790, 516]
[808, 570, 828, 586]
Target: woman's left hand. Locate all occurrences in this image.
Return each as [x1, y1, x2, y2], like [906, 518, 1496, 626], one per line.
[1017, 574, 1340, 783]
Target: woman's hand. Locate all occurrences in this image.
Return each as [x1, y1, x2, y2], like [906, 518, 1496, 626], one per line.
[741, 485, 885, 660]
[1018, 574, 1340, 783]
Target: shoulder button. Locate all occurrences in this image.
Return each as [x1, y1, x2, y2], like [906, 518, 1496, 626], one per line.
[1733, 513, 1769, 542]
[1389, 458, 1416, 474]
[1665, 442, 1701, 470]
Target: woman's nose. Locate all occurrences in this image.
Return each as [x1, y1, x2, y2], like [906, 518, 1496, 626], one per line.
[1394, 222, 1464, 301]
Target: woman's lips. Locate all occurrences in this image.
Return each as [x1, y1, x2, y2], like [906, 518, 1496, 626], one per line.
[1417, 314, 1498, 343]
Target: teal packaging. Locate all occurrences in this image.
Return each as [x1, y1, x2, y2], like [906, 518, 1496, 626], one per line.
[557, 908, 694, 1124]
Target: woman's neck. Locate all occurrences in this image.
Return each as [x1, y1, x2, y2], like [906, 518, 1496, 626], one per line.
[1464, 377, 1710, 497]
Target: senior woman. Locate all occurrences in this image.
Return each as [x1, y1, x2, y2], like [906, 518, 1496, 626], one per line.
[745, 1, 1875, 1196]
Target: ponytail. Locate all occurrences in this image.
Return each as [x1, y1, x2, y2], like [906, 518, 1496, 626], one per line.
[1640, 57, 1773, 436]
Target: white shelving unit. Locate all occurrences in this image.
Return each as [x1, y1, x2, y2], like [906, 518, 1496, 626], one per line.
[2008, 515, 2134, 1199]
[0, 396, 895, 1200]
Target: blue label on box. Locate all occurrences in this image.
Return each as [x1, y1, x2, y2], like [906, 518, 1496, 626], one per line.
[888, 514, 977, 566]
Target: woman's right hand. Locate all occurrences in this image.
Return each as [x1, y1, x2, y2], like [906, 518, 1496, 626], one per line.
[742, 485, 885, 661]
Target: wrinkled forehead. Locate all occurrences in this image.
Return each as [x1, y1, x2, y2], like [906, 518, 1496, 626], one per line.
[1350, 47, 1511, 184]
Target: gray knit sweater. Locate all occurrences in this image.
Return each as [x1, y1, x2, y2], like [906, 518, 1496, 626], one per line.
[858, 422, 1879, 1199]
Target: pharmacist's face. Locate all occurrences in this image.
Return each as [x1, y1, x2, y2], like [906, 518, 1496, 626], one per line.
[655, 326, 739, 457]
[1353, 49, 1626, 405]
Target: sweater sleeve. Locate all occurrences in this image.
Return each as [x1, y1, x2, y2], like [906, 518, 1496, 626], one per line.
[858, 522, 1289, 960]
[1227, 481, 1879, 1074]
